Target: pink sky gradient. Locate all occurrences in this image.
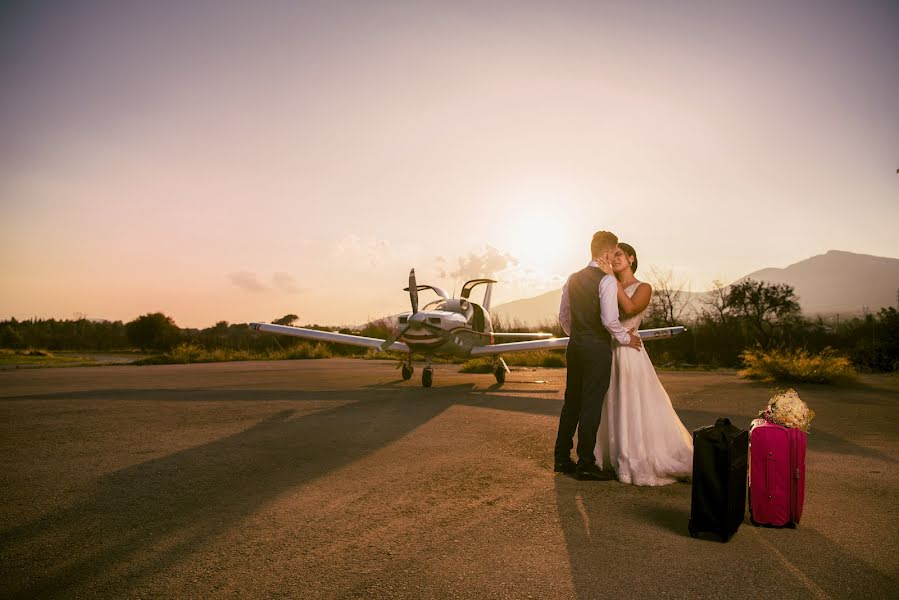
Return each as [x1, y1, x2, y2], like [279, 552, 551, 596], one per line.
[1, 1, 897, 327]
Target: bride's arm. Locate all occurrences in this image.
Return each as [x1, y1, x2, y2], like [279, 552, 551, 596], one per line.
[618, 282, 652, 317]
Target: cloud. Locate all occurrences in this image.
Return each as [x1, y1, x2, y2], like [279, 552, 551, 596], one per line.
[229, 271, 304, 293]
[439, 245, 519, 281]
[272, 272, 302, 294]
[229, 271, 267, 292]
[333, 234, 392, 266]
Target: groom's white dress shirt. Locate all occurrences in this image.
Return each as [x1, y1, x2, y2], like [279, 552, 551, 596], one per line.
[558, 260, 632, 344]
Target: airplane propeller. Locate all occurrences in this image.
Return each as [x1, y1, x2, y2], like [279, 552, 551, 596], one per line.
[380, 268, 420, 351]
[408, 268, 419, 314]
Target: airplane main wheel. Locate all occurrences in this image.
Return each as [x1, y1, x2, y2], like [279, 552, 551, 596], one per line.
[422, 368, 433, 388]
[401, 363, 413, 380]
[494, 367, 506, 385]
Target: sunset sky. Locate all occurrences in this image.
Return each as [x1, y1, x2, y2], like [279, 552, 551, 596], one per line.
[1, 1, 897, 328]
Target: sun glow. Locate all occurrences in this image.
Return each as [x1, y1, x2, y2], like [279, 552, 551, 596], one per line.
[503, 208, 575, 274]
[487, 179, 586, 280]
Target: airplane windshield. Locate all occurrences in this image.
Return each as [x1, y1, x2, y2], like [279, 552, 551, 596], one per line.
[422, 300, 447, 311]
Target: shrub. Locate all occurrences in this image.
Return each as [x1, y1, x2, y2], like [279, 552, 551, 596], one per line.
[506, 350, 566, 368]
[459, 350, 566, 373]
[274, 342, 333, 360]
[169, 343, 209, 363]
[739, 347, 857, 384]
[459, 358, 494, 373]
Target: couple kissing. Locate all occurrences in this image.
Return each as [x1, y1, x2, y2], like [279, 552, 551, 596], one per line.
[554, 231, 693, 485]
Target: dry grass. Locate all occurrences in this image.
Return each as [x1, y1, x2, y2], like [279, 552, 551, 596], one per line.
[460, 350, 566, 373]
[739, 347, 857, 384]
[136, 342, 334, 365]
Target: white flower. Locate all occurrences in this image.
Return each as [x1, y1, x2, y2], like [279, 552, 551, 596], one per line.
[762, 388, 815, 432]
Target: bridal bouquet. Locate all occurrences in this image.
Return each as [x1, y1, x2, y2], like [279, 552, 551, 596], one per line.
[759, 388, 815, 433]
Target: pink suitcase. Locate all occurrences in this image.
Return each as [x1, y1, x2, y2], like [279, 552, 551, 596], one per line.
[748, 418, 806, 526]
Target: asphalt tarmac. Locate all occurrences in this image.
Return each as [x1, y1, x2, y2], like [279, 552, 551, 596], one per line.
[1, 359, 897, 599]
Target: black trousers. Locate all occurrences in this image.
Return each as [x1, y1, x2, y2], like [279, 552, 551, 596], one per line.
[554, 338, 612, 465]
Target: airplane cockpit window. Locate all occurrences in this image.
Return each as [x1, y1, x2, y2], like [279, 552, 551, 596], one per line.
[423, 300, 447, 311]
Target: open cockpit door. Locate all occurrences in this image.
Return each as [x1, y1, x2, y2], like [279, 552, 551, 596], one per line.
[403, 284, 449, 300]
[461, 278, 497, 310]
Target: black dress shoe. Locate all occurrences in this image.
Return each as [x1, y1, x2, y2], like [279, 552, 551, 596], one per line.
[576, 462, 614, 481]
[554, 460, 577, 474]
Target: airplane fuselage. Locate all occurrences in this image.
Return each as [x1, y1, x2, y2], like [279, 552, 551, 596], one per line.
[395, 300, 493, 357]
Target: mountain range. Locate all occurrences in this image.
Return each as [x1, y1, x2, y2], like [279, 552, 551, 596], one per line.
[490, 250, 899, 325]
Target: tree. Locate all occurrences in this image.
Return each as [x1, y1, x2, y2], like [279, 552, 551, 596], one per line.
[273, 314, 299, 326]
[0, 324, 24, 349]
[646, 267, 692, 327]
[725, 278, 801, 344]
[125, 313, 181, 351]
[701, 280, 731, 325]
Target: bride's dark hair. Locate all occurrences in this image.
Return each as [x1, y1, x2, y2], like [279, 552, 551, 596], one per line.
[618, 243, 638, 274]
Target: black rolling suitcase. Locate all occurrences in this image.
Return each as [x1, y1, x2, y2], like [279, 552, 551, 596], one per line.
[688, 417, 749, 541]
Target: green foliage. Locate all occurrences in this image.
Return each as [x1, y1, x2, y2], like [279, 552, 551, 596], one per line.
[460, 350, 566, 373]
[1, 325, 25, 349]
[2, 299, 896, 374]
[0, 348, 82, 366]
[507, 350, 567, 368]
[272, 314, 299, 326]
[276, 343, 333, 360]
[459, 358, 494, 373]
[0, 318, 128, 351]
[739, 347, 857, 384]
[125, 313, 181, 351]
[725, 279, 801, 344]
[136, 341, 334, 365]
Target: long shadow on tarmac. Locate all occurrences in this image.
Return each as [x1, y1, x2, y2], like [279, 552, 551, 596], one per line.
[554, 478, 897, 599]
[1, 383, 592, 597]
[2, 385, 467, 597]
[4, 381, 894, 597]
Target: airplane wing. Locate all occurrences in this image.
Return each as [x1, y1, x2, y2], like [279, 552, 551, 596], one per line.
[250, 323, 410, 353]
[470, 326, 686, 356]
[491, 332, 555, 341]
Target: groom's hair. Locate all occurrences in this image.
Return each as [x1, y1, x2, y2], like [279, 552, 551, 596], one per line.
[590, 231, 618, 257]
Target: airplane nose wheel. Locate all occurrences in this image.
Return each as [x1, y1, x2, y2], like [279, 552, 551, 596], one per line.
[421, 357, 434, 388]
[401, 362, 414, 380]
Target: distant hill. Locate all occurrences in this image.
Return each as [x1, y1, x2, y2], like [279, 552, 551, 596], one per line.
[739, 250, 899, 316]
[491, 250, 899, 325]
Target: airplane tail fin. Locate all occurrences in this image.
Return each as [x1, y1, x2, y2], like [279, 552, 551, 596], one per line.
[483, 282, 493, 312]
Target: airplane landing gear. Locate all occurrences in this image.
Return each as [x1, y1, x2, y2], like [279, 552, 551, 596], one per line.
[401, 360, 414, 380]
[493, 356, 509, 385]
[422, 356, 434, 388]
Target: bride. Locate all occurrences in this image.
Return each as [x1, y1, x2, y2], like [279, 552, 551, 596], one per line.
[594, 243, 693, 486]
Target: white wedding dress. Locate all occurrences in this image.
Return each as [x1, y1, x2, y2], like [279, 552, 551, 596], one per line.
[595, 281, 693, 486]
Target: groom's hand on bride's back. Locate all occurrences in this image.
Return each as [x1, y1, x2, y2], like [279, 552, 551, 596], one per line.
[625, 328, 642, 350]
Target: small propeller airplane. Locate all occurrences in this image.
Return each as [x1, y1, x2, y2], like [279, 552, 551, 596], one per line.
[250, 269, 685, 387]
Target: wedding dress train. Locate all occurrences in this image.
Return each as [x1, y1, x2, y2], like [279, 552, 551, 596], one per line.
[595, 281, 693, 486]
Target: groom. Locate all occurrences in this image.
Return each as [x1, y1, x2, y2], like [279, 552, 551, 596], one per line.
[554, 230, 642, 480]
